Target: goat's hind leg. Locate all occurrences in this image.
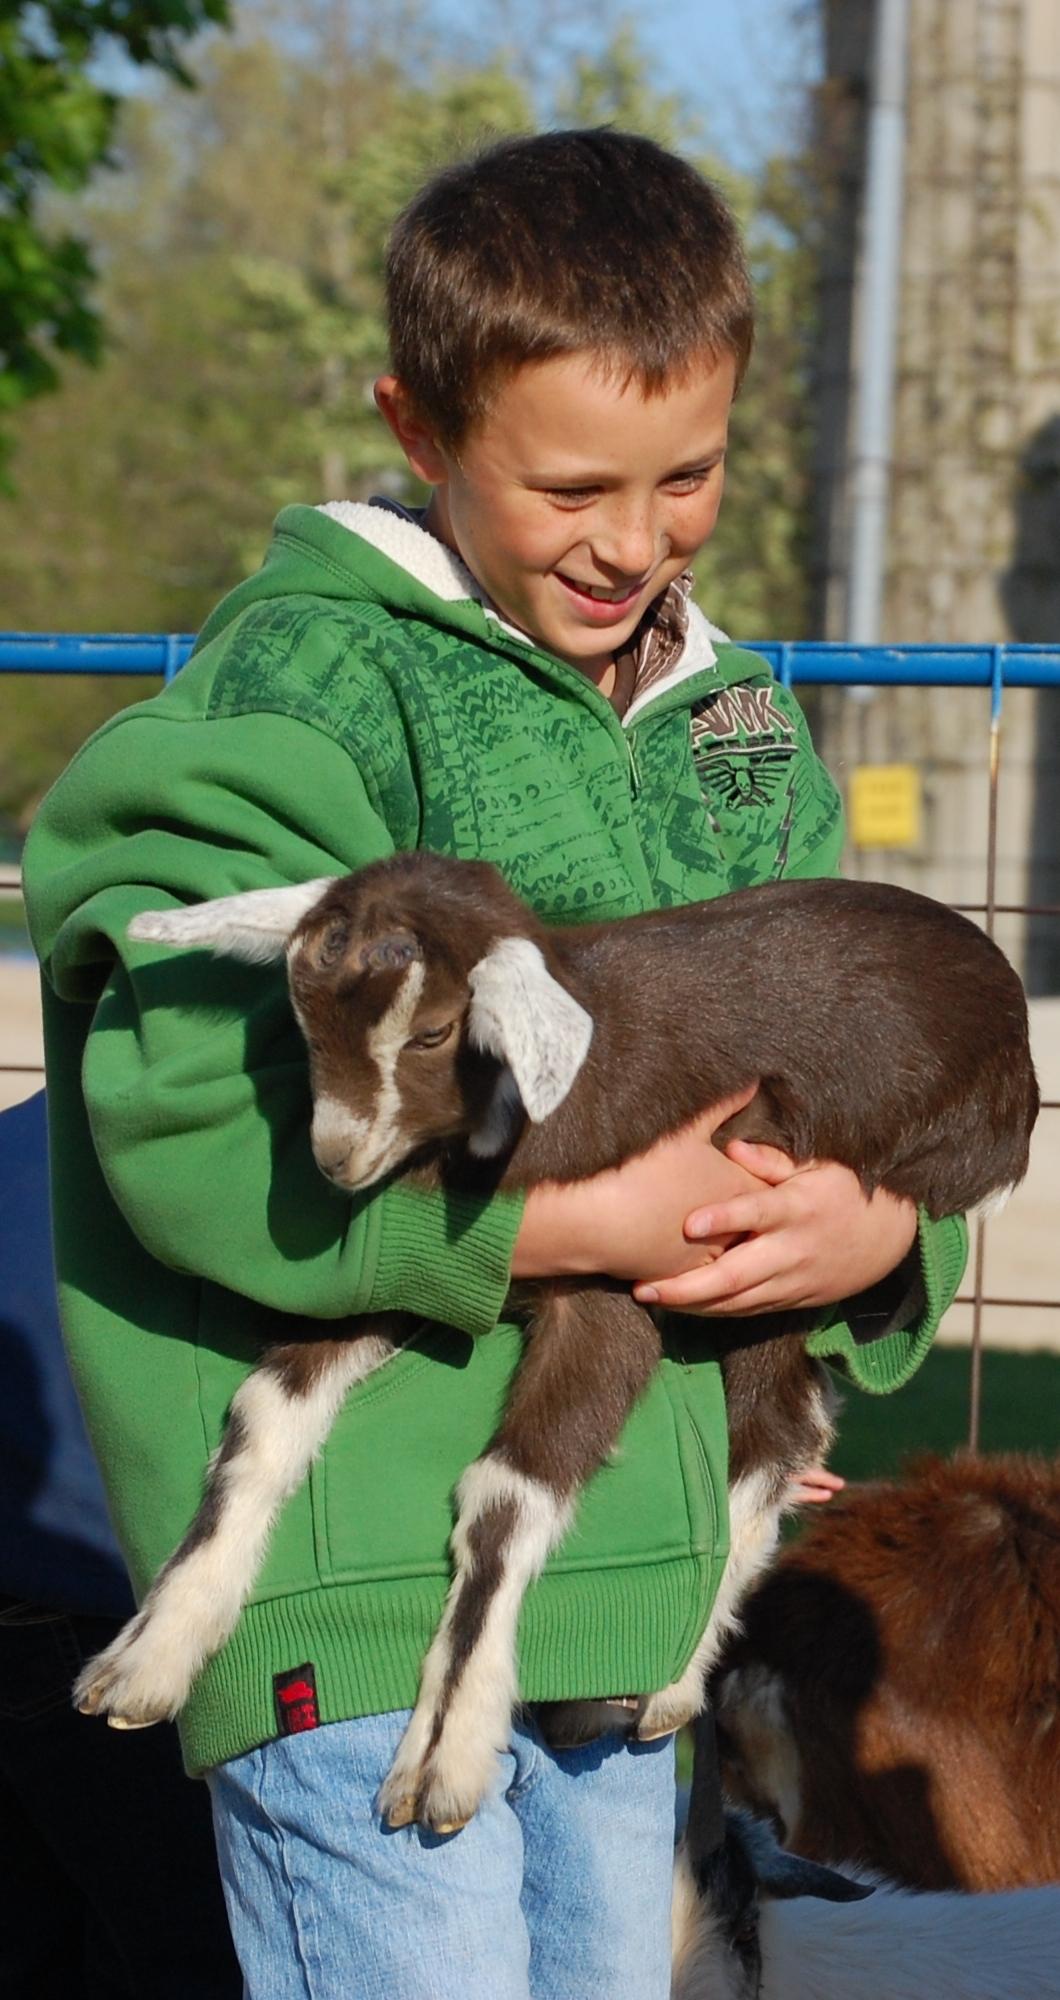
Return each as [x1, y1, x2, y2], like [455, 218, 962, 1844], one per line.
[75, 1321, 399, 1726]
[379, 1287, 660, 1834]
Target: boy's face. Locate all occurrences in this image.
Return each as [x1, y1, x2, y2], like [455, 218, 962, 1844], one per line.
[375, 349, 736, 683]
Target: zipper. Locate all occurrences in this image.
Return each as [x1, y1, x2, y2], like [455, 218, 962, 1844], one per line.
[626, 731, 642, 799]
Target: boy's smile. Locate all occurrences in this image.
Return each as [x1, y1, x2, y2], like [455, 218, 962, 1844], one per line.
[375, 350, 736, 688]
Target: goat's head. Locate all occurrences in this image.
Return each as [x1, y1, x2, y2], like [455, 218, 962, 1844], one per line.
[128, 851, 593, 1190]
[673, 1813, 873, 2000]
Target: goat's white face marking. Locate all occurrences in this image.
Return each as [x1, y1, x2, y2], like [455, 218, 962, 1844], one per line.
[467, 938, 593, 1121]
[310, 961, 427, 1188]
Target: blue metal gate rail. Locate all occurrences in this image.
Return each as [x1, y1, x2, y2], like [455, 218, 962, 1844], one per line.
[5, 635, 1060, 1449]
[3, 634, 1060, 690]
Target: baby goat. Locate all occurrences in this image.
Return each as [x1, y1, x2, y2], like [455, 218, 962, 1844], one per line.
[75, 852, 1038, 1834]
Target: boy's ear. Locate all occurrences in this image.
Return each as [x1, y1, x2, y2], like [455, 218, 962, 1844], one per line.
[373, 377, 450, 486]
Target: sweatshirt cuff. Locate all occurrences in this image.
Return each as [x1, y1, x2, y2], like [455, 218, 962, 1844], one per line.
[363, 1181, 526, 1338]
[804, 1209, 968, 1394]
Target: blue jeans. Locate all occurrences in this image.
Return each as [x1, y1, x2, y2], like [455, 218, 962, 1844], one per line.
[207, 1708, 676, 1999]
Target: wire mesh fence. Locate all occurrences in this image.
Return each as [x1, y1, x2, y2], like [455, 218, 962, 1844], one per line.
[5, 636, 1060, 1449]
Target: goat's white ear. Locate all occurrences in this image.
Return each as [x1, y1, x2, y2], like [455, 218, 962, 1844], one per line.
[127, 879, 337, 964]
[467, 939, 593, 1122]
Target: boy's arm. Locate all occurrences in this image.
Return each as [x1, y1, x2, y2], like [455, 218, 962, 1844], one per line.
[26, 707, 522, 1338]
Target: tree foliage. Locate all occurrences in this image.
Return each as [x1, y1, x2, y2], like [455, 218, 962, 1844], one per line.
[0, 0, 228, 475]
[0, 8, 821, 829]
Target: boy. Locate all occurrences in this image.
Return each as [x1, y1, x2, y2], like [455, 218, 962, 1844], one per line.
[24, 131, 965, 1997]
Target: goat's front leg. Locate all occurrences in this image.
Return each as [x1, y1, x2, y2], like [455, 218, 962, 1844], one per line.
[379, 1286, 661, 1834]
[75, 1320, 401, 1727]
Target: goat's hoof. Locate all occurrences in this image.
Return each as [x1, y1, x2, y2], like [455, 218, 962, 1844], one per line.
[384, 1796, 418, 1830]
[73, 1657, 173, 1728]
[635, 1691, 697, 1742]
[431, 1816, 470, 1836]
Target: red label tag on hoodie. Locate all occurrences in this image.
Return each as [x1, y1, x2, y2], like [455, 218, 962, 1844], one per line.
[274, 1663, 319, 1735]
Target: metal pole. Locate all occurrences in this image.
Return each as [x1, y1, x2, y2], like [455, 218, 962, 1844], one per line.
[845, 0, 910, 644]
[966, 652, 1005, 1454]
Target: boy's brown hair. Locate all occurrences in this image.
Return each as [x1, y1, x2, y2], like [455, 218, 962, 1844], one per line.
[386, 127, 754, 448]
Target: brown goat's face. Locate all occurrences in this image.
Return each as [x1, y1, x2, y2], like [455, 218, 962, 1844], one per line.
[289, 908, 496, 1190]
[126, 852, 595, 1188]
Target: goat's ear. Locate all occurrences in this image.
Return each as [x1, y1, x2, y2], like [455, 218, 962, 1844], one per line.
[127, 879, 337, 964]
[467, 939, 593, 1122]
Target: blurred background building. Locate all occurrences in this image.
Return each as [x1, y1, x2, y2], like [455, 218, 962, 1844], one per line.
[812, 0, 1060, 989]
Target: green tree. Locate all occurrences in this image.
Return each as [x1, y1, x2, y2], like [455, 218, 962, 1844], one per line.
[0, 14, 821, 828]
[0, 0, 229, 478]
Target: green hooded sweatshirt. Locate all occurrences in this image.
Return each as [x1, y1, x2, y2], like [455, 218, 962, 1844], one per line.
[23, 502, 967, 1775]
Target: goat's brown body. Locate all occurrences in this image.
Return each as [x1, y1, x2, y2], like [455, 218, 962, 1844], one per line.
[81, 853, 1039, 1828]
[503, 876, 1037, 1218]
[714, 1453, 1060, 1892]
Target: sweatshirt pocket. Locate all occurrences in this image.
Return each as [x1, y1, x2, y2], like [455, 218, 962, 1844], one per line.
[312, 1317, 730, 1588]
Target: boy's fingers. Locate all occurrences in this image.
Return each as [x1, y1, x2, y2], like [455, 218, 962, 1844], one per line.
[789, 1469, 846, 1504]
[634, 1239, 809, 1312]
[684, 1186, 793, 1241]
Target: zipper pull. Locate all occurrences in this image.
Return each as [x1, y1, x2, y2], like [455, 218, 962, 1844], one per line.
[626, 731, 641, 798]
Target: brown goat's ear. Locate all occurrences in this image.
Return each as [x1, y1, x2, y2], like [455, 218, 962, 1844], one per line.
[127, 879, 336, 963]
[467, 939, 593, 1121]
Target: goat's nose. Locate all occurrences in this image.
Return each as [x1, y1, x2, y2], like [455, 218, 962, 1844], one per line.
[311, 1094, 367, 1182]
[314, 1142, 353, 1182]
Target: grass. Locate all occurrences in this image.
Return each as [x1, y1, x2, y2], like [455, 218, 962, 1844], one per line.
[829, 1344, 1060, 1480]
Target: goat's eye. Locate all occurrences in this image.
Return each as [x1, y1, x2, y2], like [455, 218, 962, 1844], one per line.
[406, 1022, 455, 1052]
[316, 921, 349, 968]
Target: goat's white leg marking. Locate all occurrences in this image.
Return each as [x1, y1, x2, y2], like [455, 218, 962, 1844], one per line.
[638, 1469, 787, 1740]
[379, 1459, 573, 1832]
[75, 1336, 395, 1724]
[640, 1368, 837, 1738]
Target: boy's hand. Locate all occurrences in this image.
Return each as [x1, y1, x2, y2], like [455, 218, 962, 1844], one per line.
[511, 1089, 767, 1282]
[786, 1466, 845, 1507]
[632, 1139, 919, 1315]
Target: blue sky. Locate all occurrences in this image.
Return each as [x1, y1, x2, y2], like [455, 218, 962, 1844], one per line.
[432, 0, 824, 169]
[647, 0, 821, 165]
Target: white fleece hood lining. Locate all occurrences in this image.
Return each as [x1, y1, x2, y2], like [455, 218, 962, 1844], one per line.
[315, 499, 729, 724]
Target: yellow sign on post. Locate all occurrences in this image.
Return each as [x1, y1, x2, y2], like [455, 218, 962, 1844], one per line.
[849, 764, 922, 849]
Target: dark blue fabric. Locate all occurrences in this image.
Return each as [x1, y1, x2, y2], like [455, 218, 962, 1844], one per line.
[0, 1602, 241, 1997]
[0, 1092, 133, 1617]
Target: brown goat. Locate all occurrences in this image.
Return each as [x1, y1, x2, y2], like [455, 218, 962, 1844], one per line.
[73, 853, 1038, 1834]
[713, 1452, 1060, 1892]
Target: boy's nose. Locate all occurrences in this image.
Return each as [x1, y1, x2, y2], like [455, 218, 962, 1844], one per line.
[592, 510, 666, 581]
